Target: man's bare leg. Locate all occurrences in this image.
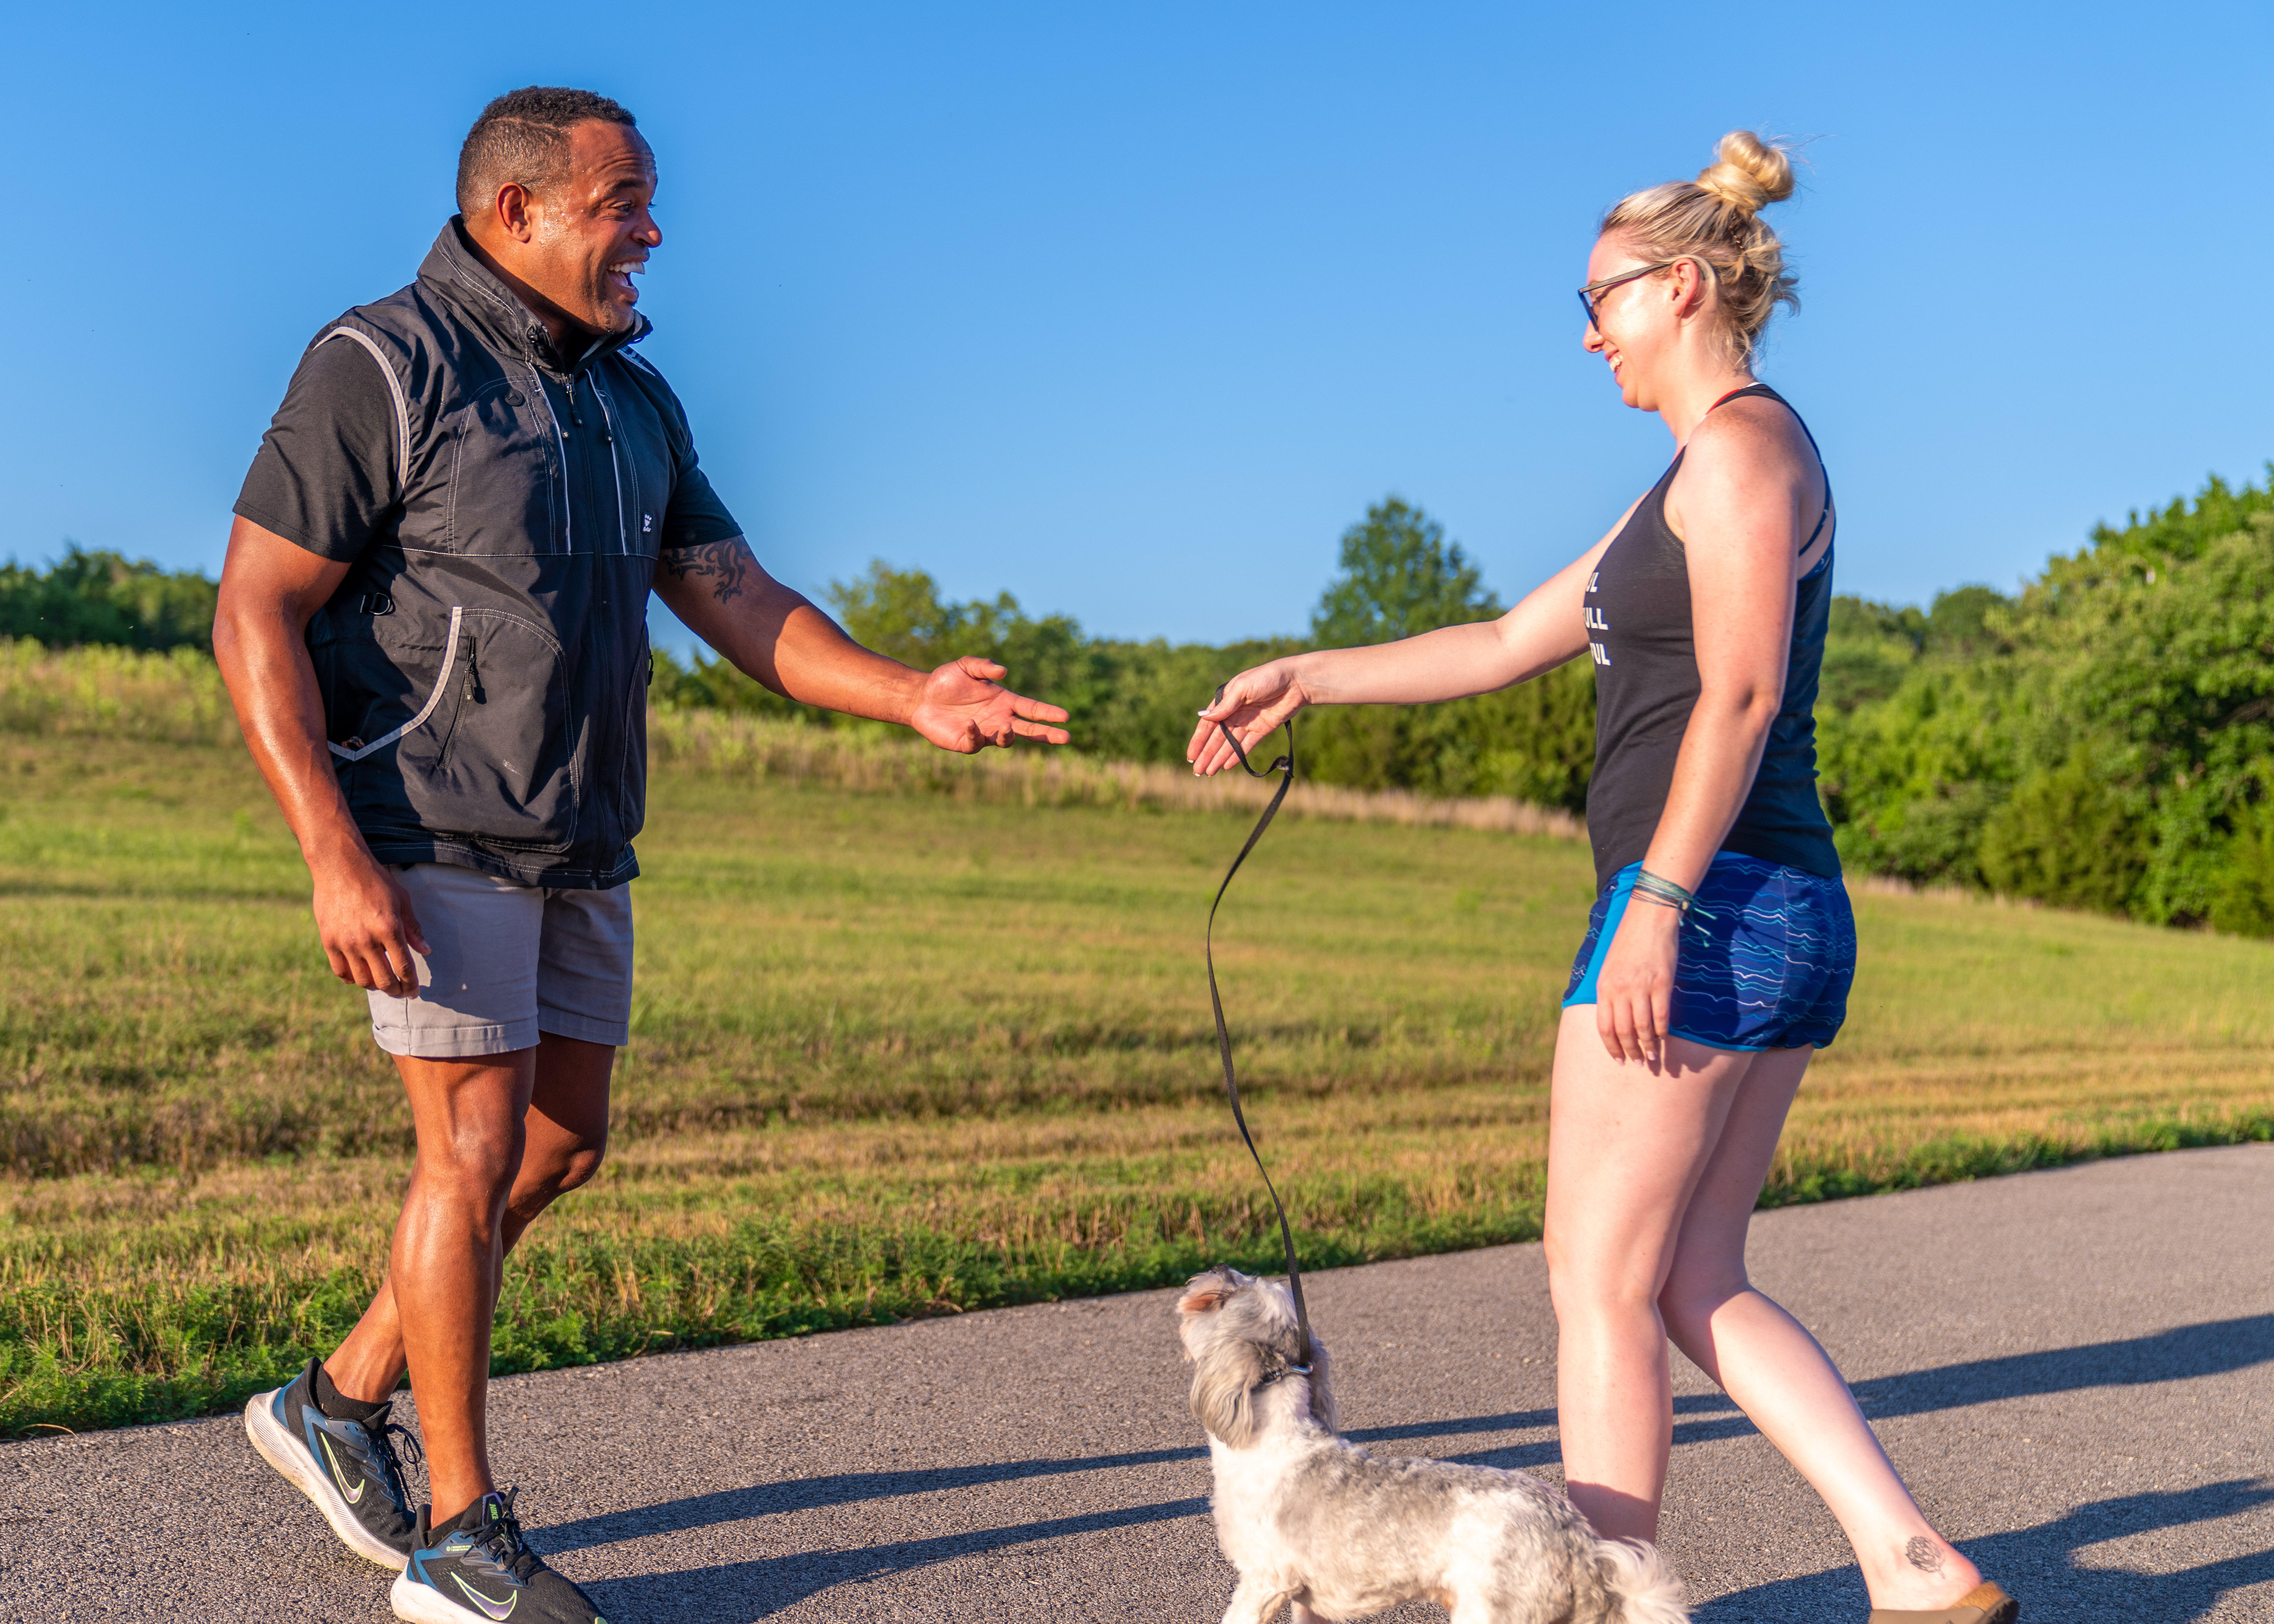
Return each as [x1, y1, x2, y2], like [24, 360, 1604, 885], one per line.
[322, 1034, 614, 1520]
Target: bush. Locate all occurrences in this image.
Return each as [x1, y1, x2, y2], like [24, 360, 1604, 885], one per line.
[1976, 750, 2150, 915]
[0, 546, 218, 652]
[2210, 794, 2274, 937]
[1820, 469, 2274, 928]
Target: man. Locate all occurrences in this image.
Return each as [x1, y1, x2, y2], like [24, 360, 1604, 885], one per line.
[215, 86, 1067, 1624]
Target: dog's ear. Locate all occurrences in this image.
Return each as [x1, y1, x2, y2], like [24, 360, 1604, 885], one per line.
[1177, 1266, 1241, 1317]
[1190, 1339, 1265, 1448]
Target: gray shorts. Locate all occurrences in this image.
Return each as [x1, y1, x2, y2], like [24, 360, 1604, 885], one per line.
[367, 863, 634, 1059]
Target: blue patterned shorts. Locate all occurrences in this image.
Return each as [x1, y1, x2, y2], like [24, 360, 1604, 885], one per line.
[1561, 852, 1856, 1052]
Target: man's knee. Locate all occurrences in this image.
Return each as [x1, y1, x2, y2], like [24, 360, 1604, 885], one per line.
[511, 1129, 608, 1216]
[549, 1137, 607, 1195]
[420, 1121, 526, 1205]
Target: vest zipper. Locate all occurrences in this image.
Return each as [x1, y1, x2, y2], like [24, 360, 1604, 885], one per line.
[590, 371, 629, 554]
[535, 372, 574, 554]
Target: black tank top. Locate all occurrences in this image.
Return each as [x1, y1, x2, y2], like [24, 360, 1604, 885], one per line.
[1580, 383, 1841, 891]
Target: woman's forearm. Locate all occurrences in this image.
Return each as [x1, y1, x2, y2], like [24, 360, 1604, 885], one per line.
[1286, 568, 1595, 707]
[1189, 536, 1609, 777]
[1285, 620, 1551, 706]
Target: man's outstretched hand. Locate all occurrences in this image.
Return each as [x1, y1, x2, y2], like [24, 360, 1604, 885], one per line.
[909, 656, 1071, 752]
[651, 546, 1071, 750]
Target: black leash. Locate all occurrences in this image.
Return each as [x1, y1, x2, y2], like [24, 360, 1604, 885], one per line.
[1204, 711, 1313, 1361]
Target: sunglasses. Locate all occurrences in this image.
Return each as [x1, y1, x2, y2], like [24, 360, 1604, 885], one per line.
[1576, 259, 1686, 331]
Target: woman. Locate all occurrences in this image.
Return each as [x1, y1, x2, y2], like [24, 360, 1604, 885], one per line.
[1188, 133, 2015, 1624]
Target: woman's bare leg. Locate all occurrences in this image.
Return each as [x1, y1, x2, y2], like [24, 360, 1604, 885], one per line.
[1657, 1044, 1983, 1610]
[1543, 1007, 1754, 1539]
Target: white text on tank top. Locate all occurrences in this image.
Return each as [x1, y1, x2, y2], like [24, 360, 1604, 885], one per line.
[1585, 570, 1611, 666]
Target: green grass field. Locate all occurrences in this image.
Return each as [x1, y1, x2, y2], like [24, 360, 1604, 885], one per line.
[4, 718, 2273, 1436]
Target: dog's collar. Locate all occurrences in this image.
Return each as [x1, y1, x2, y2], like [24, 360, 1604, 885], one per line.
[1254, 1363, 1312, 1389]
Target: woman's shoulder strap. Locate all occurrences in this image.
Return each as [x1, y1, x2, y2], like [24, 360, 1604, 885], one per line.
[1710, 382, 1821, 457]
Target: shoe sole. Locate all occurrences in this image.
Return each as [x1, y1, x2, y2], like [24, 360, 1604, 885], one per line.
[243, 1387, 408, 1572]
[390, 1570, 488, 1624]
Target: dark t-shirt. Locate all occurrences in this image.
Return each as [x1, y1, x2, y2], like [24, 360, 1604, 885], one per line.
[235, 334, 741, 562]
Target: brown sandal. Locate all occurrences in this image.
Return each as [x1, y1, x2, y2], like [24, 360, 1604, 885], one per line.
[1866, 1581, 2018, 1624]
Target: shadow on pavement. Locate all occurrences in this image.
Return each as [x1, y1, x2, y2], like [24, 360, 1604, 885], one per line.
[543, 1413, 1561, 1554]
[1668, 1312, 2274, 1446]
[580, 1496, 1209, 1623]
[541, 1448, 1206, 1552]
[553, 1315, 2274, 1616]
[1696, 1481, 2274, 1624]
[1852, 1313, 2274, 1418]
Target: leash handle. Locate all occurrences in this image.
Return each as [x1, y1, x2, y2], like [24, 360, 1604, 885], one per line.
[1205, 709, 1312, 1362]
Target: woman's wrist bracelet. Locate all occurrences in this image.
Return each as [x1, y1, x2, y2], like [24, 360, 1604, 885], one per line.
[1633, 868, 1698, 916]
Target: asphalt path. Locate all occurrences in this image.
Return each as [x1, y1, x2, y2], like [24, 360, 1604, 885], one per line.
[3, 1144, 2270, 1622]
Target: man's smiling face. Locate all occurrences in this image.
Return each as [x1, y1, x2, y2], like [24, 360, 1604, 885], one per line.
[514, 119, 661, 339]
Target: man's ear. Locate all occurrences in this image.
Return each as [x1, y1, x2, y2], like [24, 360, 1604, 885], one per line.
[494, 181, 539, 245]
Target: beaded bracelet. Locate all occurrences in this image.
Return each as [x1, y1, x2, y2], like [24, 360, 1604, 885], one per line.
[1633, 868, 1703, 917]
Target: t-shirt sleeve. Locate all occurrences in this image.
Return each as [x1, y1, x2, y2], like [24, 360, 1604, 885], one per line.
[233, 335, 400, 562]
[658, 446, 743, 552]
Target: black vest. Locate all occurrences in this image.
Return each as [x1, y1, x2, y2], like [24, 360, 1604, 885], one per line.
[304, 221, 699, 888]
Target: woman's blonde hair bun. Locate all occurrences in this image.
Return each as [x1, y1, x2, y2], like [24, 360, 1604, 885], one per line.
[1598, 130, 1802, 362]
[1694, 130, 1795, 216]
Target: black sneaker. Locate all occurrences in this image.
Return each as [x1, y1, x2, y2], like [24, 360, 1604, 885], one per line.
[243, 1356, 421, 1569]
[391, 1489, 607, 1624]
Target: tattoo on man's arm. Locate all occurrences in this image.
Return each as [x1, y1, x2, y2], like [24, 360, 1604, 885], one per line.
[661, 538, 753, 604]
[1905, 1537, 1944, 1573]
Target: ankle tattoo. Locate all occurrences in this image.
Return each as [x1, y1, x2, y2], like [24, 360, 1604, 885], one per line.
[1905, 1536, 1944, 1573]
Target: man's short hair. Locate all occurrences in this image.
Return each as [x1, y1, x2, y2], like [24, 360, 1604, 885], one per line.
[456, 87, 638, 219]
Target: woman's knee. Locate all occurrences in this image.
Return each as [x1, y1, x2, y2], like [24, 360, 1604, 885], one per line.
[1546, 1242, 1665, 1324]
[1658, 1263, 1748, 1348]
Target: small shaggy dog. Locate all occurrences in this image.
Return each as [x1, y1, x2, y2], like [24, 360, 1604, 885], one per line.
[1177, 1266, 1688, 1624]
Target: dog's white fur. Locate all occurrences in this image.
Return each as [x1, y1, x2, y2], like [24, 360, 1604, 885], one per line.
[1178, 1266, 1689, 1624]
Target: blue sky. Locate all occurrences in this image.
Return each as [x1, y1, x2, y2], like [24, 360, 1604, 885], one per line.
[13, 2, 2274, 651]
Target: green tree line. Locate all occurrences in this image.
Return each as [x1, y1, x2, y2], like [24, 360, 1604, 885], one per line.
[0, 545, 219, 651]
[652, 498, 1599, 811]
[1816, 471, 2274, 933]
[20, 468, 2274, 934]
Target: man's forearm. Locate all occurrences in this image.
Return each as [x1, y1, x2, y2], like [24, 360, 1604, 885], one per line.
[750, 600, 927, 721]
[214, 606, 381, 875]
[656, 538, 926, 722]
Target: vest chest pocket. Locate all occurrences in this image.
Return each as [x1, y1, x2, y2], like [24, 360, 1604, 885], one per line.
[396, 609, 578, 850]
[591, 366, 672, 560]
[439, 378, 562, 557]
[326, 607, 578, 851]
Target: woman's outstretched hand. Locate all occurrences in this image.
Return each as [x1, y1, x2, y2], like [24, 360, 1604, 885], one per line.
[1188, 662, 1308, 775]
[1594, 898, 1681, 1066]
[909, 656, 1072, 752]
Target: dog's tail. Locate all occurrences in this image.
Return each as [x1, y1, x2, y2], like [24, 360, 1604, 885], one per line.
[1593, 1536, 1689, 1624]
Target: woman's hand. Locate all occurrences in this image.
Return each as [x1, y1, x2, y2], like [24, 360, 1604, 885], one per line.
[1187, 660, 1309, 775]
[1594, 898, 1682, 1065]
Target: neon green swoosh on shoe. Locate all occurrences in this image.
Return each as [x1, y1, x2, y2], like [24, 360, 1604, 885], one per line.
[318, 1432, 367, 1505]
[452, 1574, 518, 1620]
